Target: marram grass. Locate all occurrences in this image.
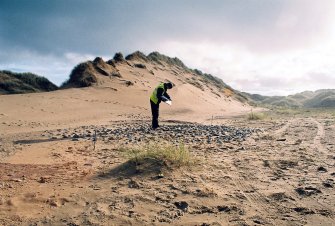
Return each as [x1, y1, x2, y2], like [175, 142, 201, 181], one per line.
[120, 141, 194, 167]
[247, 111, 266, 120]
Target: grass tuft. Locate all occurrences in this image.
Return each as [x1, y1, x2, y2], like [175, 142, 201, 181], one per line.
[247, 111, 266, 120]
[120, 142, 194, 168]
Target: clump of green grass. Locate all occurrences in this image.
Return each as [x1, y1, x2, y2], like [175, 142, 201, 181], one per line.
[121, 142, 194, 168]
[275, 108, 300, 116]
[247, 111, 266, 120]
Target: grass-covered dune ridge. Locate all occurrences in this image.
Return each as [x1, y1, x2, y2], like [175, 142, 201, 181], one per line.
[0, 70, 58, 94]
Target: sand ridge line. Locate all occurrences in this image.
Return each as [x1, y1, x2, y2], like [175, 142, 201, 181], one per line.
[310, 118, 326, 153]
[273, 119, 297, 137]
[230, 152, 320, 221]
[231, 119, 335, 223]
[233, 180, 276, 221]
[307, 117, 334, 169]
[228, 166, 316, 225]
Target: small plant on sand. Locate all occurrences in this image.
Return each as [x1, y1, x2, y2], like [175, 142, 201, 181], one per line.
[260, 134, 274, 140]
[247, 111, 266, 120]
[121, 141, 194, 168]
[275, 108, 300, 116]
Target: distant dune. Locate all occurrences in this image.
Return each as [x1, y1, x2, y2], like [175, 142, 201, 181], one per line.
[243, 89, 335, 108]
[0, 70, 58, 94]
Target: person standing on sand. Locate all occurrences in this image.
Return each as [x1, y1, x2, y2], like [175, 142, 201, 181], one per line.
[150, 82, 173, 129]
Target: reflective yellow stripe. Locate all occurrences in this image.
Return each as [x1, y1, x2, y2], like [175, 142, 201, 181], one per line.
[150, 83, 165, 104]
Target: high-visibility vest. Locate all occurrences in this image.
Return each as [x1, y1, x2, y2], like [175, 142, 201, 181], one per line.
[150, 83, 165, 104]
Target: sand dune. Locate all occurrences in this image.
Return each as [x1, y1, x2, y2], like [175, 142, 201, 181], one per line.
[0, 52, 251, 134]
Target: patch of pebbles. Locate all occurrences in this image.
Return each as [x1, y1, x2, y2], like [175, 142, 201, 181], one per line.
[53, 123, 260, 147]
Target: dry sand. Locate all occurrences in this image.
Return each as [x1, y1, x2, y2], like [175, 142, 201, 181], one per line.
[1, 60, 334, 225]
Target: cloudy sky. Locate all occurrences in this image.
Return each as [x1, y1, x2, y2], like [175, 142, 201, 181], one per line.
[1, 0, 335, 95]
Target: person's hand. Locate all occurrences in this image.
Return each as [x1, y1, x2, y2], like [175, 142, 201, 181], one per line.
[161, 96, 169, 102]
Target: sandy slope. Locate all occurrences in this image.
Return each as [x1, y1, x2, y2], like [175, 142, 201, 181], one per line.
[0, 59, 250, 134]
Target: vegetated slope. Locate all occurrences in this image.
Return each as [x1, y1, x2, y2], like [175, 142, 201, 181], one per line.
[303, 90, 335, 108]
[243, 89, 335, 108]
[0, 70, 58, 94]
[61, 57, 121, 88]
[61, 51, 248, 104]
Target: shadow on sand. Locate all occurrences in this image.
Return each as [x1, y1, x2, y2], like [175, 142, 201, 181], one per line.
[95, 158, 168, 179]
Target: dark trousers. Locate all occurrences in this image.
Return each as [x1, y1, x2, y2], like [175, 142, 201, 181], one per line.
[150, 100, 159, 129]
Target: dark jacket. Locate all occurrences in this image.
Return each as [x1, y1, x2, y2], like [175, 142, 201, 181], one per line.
[156, 84, 171, 104]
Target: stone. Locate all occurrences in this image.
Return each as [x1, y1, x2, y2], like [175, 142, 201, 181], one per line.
[174, 201, 189, 212]
[293, 207, 315, 215]
[38, 176, 50, 183]
[317, 166, 327, 172]
[128, 180, 141, 189]
[134, 63, 146, 69]
[72, 134, 80, 138]
[48, 199, 59, 207]
[295, 187, 321, 197]
[11, 178, 22, 182]
[323, 179, 334, 188]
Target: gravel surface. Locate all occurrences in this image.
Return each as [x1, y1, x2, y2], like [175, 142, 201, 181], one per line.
[50, 123, 261, 147]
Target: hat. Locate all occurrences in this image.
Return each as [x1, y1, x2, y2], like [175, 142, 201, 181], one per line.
[165, 82, 173, 89]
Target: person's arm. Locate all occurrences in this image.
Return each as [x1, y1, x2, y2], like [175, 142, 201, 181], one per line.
[164, 92, 171, 101]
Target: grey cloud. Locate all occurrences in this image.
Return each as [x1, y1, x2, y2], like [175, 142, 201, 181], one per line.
[230, 71, 335, 95]
[0, 50, 75, 85]
[305, 72, 335, 85]
[1, 0, 316, 56]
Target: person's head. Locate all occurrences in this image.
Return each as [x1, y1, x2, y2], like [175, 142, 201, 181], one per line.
[164, 82, 173, 89]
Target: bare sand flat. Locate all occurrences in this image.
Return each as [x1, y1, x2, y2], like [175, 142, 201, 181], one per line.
[1, 92, 334, 226]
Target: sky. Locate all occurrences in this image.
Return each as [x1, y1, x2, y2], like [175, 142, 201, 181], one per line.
[1, 0, 335, 95]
